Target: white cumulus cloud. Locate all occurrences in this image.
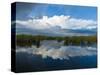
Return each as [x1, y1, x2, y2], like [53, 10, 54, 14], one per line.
[13, 15, 97, 30]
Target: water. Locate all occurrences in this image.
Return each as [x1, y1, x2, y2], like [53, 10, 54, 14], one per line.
[16, 40, 97, 72]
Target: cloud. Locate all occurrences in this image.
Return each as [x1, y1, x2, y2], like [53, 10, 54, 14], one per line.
[14, 15, 97, 30]
[16, 45, 97, 60]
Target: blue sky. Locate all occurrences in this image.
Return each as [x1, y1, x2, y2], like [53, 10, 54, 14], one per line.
[14, 2, 97, 36]
[16, 2, 97, 21]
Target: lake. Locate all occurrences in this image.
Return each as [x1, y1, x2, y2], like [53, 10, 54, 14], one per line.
[16, 40, 97, 72]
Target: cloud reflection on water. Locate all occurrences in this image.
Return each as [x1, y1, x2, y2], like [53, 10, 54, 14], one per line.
[16, 45, 97, 60]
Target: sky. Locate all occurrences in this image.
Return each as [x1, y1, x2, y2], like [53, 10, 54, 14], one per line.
[15, 2, 97, 20]
[12, 2, 97, 36]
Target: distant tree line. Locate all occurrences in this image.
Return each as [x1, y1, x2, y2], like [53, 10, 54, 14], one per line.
[64, 36, 97, 46]
[16, 34, 97, 47]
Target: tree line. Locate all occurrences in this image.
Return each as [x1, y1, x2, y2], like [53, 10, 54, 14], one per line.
[16, 34, 97, 47]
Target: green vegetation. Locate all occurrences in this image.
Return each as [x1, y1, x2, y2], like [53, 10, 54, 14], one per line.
[16, 34, 97, 47]
[64, 36, 97, 46]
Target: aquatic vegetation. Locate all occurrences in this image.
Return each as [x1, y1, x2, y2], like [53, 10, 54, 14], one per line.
[16, 34, 97, 47]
